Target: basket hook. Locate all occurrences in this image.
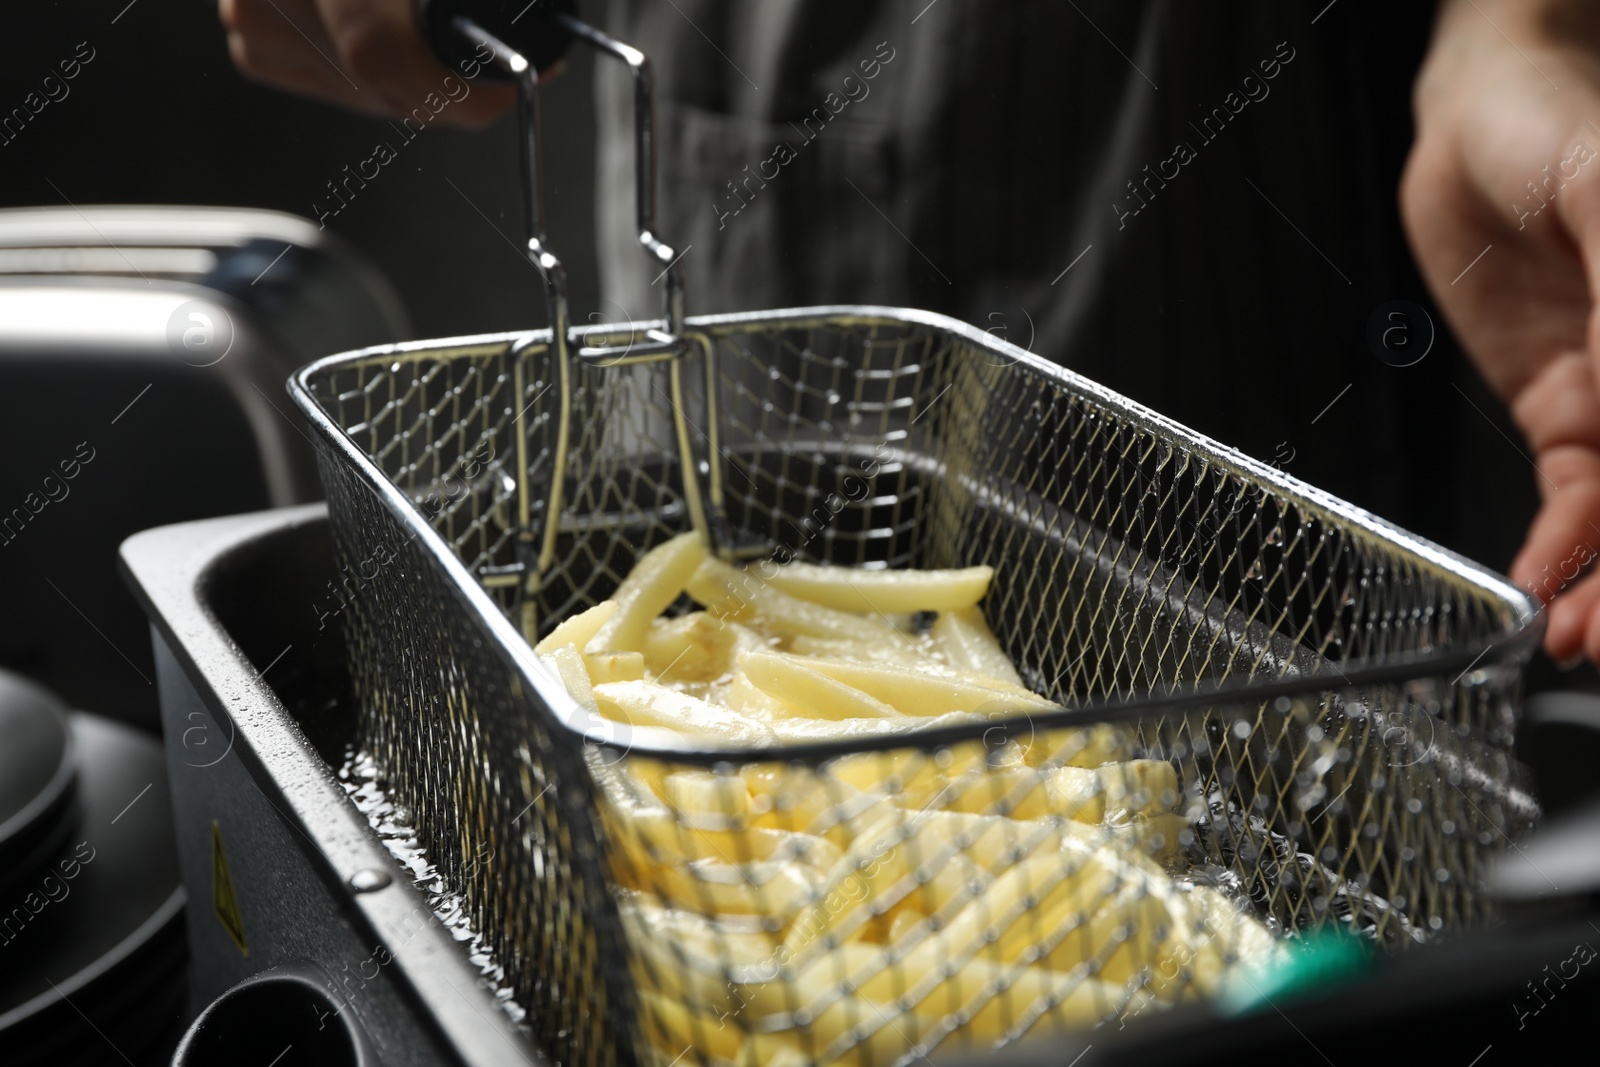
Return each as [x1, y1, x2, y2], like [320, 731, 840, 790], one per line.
[438, 7, 686, 361]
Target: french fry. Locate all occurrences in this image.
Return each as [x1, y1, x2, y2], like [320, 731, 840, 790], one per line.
[782, 808, 1079, 964]
[896, 814, 1184, 920]
[539, 643, 595, 710]
[588, 532, 707, 654]
[536, 600, 617, 655]
[638, 989, 744, 1062]
[588, 748, 667, 808]
[766, 711, 976, 746]
[1100, 759, 1182, 819]
[786, 633, 935, 669]
[823, 747, 936, 798]
[1163, 883, 1280, 997]
[713, 671, 799, 719]
[1038, 877, 1195, 984]
[793, 656, 1054, 717]
[594, 681, 779, 747]
[623, 899, 781, 1014]
[755, 1045, 809, 1067]
[586, 651, 646, 684]
[742, 957, 1144, 1066]
[778, 818, 976, 964]
[845, 955, 1146, 1043]
[613, 807, 840, 871]
[741, 764, 880, 843]
[635, 853, 824, 919]
[1027, 722, 1137, 768]
[544, 547, 1277, 1065]
[763, 561, 995, 614]
[897, 848, 1141, 977]
[778, 859, 904, 963]
[788, 637, 1034, 702]
[687, 559, 903, 643]
[601, 772, 843, 885]
[742, 999, 932, 1067]
[933, 606, 1023, 686]
[644, 612, 738, 683]
[1102, 812, 1189, 870]
[736, 940, 903, 1029]
[950, 669, 1051, 702]
[935, 765, 1104, 822]
[893, 840, 1252, 993]
[741, 652, 900, 720]
[886, 908, 922, 946]
[823, 739, 999, 808]
[662, 770, 752, 827]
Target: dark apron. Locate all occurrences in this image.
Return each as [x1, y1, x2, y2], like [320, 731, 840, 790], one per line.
[593, 0, 1534, 571]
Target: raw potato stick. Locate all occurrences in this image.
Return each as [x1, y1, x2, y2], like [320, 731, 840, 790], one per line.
[536, 600, 616, 655]
[539, 643, 595, 711]
[741, 651, 901, 720]
[535, 546, 1279, 1064]
[593, 680, 779, 747]
[787, 632, 933, 668]
[686, 558, 905, 642]
[764, 711, 975, 745]
[661, 769, 752, 823]
[643, 612, 736, 683]
[933, 605, 1024, 686]
[764, 560, 995, 614]
[713, 671, 797, 719]
[585, 651, 645, 684]
[587, 532, 707, 654]
[794, 655, 1056, 716]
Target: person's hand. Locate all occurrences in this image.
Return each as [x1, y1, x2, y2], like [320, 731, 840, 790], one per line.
[219, 0, 516, 127]
[1403, 0, 1600, 661]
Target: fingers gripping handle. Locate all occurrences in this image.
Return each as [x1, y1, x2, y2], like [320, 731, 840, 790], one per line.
[415, 0, 687, 358]
[416, 0, 578, 80]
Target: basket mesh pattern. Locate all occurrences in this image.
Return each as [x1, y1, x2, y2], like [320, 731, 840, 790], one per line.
[296, 312, 1535, 1067]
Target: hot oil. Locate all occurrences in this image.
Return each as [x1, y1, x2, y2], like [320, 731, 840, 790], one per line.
[337, 746, 529, 1025]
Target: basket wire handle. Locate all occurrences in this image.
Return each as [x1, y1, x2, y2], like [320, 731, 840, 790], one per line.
[448, 20, 575, 601]
[449, 12, 686, 361]
[439, 9, 709, 620]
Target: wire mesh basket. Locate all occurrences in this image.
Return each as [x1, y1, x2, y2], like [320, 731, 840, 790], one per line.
[292, 304, 1540, 1067]
[288, 9, 1541, 1067]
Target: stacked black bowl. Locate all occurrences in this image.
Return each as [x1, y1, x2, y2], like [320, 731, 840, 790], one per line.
[0, 670, 185, 1064]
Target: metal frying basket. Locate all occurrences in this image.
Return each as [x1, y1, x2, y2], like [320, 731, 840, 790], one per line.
[289, 9, 1542, 1067]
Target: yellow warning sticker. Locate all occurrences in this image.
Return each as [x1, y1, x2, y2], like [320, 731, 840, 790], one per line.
[211, 820, 249, 957]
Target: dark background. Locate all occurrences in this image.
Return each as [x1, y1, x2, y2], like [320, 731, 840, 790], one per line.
[0, 0, 602, 337]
